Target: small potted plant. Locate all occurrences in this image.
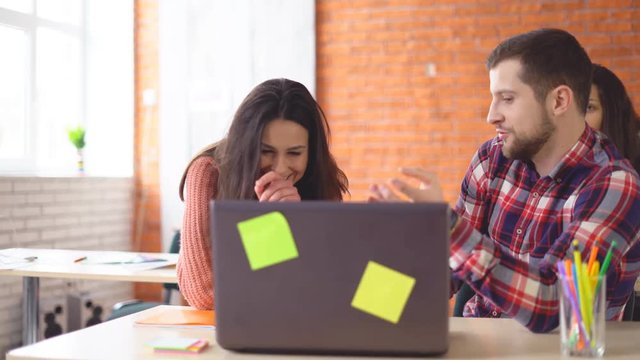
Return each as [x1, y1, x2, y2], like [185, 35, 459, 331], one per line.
[67, 126, 86, 174]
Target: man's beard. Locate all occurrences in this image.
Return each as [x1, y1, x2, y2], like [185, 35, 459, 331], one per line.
[502, 111, 556, 160]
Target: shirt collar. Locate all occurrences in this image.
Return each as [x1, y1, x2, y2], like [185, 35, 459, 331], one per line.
[547, 124, 595, 180]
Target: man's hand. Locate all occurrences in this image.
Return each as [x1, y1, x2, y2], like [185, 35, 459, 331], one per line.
[368, 183, 402, 202]
[368, 167, 444, 203]
[254, 171, 301, 202]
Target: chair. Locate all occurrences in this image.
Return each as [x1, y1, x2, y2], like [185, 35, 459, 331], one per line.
[453, 282, 475, 317]
[107, 230, 181, 320]
[622, 290, 637, 321]
[633, 291, 640, 321]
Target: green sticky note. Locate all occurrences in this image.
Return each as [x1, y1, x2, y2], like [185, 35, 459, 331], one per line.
[148, 337, 201, 350]
[351, 261, 416, 324]
[236, 211, 298, 270]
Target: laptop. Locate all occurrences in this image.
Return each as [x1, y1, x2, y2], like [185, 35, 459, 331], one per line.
[211, 201, 450, 356]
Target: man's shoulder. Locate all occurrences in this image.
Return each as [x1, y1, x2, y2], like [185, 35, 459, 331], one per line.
[573, 159, 640, 201]
[588, 132, 640, 182]
[588, 160, 640, 187]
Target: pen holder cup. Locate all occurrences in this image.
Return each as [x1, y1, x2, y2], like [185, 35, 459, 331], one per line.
[558, 272, 605, 357]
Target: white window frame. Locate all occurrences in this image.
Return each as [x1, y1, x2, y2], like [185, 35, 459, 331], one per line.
[0, 2, 86, 174]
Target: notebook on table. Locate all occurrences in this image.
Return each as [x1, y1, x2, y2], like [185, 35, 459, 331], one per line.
[134, 307, 215, 328]
[211, 201, 450, 356]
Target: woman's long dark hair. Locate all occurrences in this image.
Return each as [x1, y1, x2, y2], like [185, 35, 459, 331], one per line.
[592, 64, 640, 174]
[179, 78, 348, 201]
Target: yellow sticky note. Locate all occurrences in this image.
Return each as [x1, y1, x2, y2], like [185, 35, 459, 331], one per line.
[351, 261, 416, 324]
[236, 211, 298, 271]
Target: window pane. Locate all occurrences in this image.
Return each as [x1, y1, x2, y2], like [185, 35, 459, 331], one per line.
[0, 0, 33, 13]
[37, 0, 81, 25]
[0, 25, 28, 159]
[36, 27, 82, 170]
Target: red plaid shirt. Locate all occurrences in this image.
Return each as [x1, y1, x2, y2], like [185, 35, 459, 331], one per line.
[451, 125, 640, 332]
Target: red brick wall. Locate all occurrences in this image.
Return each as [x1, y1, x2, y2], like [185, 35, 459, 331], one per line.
[317, 0, 640, 203]
[130, 0, 639, 301]
[133, 0, 162, 301]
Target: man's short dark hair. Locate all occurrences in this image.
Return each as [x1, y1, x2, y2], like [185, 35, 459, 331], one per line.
[486, 28, 592, 116]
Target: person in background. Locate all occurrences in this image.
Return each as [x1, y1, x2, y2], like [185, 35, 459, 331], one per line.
[586, 63, 640, 174]
[370, 28, 640, 332]
[178, 78, 348, 310]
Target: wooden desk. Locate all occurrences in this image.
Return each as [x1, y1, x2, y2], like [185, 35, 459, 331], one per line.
[0, 248, 178, 347]
[7, 305, 640, 360]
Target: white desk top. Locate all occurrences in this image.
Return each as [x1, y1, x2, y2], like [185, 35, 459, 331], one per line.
[7, 305, 640, 360]
[0, 248, 177, 283]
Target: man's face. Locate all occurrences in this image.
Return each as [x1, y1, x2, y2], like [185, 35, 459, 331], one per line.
[487, 59, 556, 160]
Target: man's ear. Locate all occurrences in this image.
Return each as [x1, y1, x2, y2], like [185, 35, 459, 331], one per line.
[548, 85, 572, 116]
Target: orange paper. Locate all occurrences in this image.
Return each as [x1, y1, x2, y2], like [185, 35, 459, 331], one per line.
[135, 308, 216, 327]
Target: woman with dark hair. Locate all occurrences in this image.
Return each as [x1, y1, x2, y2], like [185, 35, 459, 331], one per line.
[586, 64, 640, 174]
[177, 78, 348, 309]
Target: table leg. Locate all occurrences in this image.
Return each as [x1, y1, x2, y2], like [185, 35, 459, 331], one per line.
[22, 276, 40, 345]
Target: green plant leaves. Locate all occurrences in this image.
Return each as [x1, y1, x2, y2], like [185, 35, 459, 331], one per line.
[67, 126, 86, 149]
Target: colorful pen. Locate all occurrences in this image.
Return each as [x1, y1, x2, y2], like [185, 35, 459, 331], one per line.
[596, 240, 617, 292]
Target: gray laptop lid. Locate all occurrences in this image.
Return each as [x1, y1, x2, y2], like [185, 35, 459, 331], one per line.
[211, 201, 450, 356]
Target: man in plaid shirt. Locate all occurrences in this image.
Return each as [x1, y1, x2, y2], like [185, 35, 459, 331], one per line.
[370, 28, 640, 332]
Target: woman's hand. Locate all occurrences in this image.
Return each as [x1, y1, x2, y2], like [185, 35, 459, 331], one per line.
[254, 171, 301, 202]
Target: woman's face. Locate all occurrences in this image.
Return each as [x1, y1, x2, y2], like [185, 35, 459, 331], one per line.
[259, 118, 309, 184]
[586, 84, 603, 130]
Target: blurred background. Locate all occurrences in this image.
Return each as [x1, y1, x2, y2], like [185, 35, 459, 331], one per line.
[1, 0, 639, 353]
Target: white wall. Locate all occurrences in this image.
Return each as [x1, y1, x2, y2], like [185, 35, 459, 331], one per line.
[158, 0, 316, 249]
[0, 176, 133, 353]
[84, 0, 134, 177]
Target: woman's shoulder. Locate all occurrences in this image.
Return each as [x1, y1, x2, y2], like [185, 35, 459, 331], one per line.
[187, 155, 220, 178]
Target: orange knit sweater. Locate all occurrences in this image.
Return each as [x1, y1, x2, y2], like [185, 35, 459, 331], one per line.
[177, 156, 218, 310]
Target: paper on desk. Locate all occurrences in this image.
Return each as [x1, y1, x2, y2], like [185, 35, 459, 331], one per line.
[0, 253, 36, 270]
[79, 254, 176, 272]
[135, 308, 216, 329]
